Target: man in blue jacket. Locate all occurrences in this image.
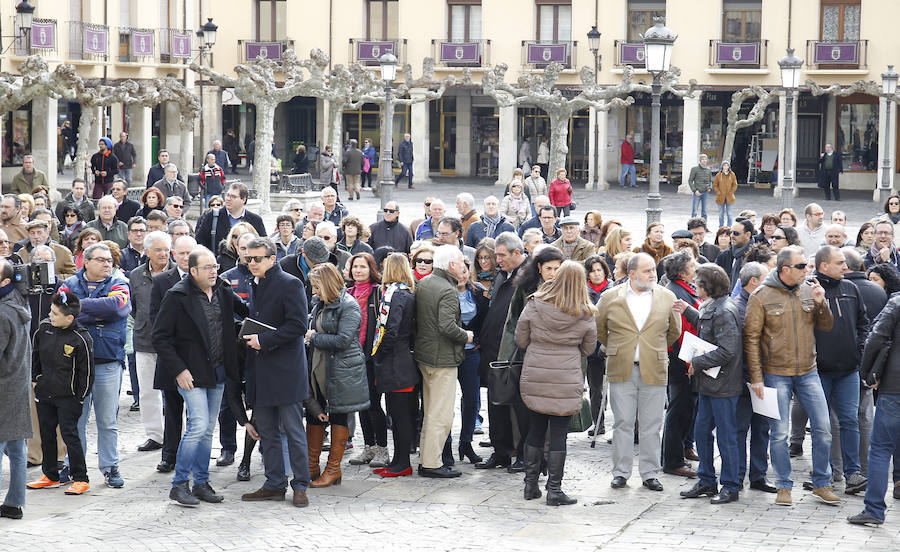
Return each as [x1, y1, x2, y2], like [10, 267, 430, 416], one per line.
[60, 242, 131, 489]
[394, 133, 414, 189]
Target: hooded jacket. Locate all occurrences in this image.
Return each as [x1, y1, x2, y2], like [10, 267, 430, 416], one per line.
[0, 287, 33, 442]
[32, 319, 94, 401]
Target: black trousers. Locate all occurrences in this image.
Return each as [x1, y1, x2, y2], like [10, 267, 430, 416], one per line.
[161, 388, 184, 464]
[661, 357, 697, 470]
[822, 173, 840, 200]
[526, 410, 569, 451]
[487, 388, 530, 459]
[386, 391, 415, 470]
[358, 363, 388, 447]
[586, 356, 607, 427]
[37, 397, 87, 482]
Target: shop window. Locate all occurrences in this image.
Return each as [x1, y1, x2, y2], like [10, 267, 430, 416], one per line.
[448, 1, 482, 42]
[821, 0, 860, 41]
[368, 0, 399, 41]
[536, 0, 571, 42]
[626, 101, 683, 184]
[627, 1, 665, 42]
[2, 105, 32, 166]
[723, 0, 761, 42]
[257, 0, 287, 42]
[836, 95, 878, 172]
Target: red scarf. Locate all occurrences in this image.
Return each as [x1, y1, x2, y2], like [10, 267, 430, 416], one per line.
[350, 282, 375, 346]
[414, 269, 430, 280]
[589, 279, 609, 294]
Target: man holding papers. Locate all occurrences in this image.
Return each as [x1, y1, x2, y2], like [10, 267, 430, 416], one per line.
[743, 246, 838, 507]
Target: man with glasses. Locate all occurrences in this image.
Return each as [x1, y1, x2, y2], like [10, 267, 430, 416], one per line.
[436, 217, 476, 264]
[315, 221, 349, 272]
[410, 197, 435, 239]
[798, 203, 826, 257]
[60, 242, 132, 489]
[146, 210, 168, 233]
[744, 245, 838, 507]
[164, 197, 185, 221]
[516, 195, 552, 238]
[111, 180, 140, 223]
[535, 205, 562, 244]
[686, 217, 722, 263]
[86, 196, 129, 249]
[368, 201, 412, 254]
[152, 163, 192, 212]
[321, 187, 347, 227]
[715, 219, 754, 287]
[864, 221, 900, 271]
[154, 245, 247, 506]
[196, 182, 266, 252]
[15, 218, 75, 280]
[120, 217, 148, 274]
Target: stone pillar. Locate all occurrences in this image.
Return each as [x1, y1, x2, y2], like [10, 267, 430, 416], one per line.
[773, 91, 799, 199]
[129, 105, 152, 186]
[409, 88, 430, 185]
[316, 97, 327, 150]
[163, 101, 184, 169]
[497, 103, 516, 186]
[678, 93, 702, 195]
[31, 95, 58, 194]
[606, 109, 623, 185]
[110, 106, 125, 142]
[455, 94, 472, 178]
[874, 96, 897, 201]
[88, 106, 103, 150]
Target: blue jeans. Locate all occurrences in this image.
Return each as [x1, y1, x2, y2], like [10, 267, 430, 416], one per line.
[718, 202, 733, 228]
[394, 162, 413, 187]
[77, 361, 123, 473]
[863, 394, 900, 521]
[765, 370, 833, 490]
[120, 168, 133, 184]
[691, 191, 709, 220]
[254, 402, 309, 492]
[174, 384, 224, 486]
[0, 440, 26, 508]
[736, 394, 770, 483]
[819, 371, 861, 477]
[457, 348, 480, 444]
[620, 163, 636, 186]
[695, 394, 741, 492]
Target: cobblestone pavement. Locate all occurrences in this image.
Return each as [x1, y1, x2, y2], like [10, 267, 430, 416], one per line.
[7, 174, 896, 551]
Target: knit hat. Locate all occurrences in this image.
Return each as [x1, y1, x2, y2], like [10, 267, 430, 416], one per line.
[302, 236, 330, 264]
[99, 137, 112, 149]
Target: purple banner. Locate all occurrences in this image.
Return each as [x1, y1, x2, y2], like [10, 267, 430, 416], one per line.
[131, 31, 154, 56]
[814, 42, 859, 64]
[439, 41, 479, 64]
[356, 41, 395, 61]
[83, 26, 107, 55]
[245, 41, 283, 61]
[715, 42, 760, 65]
[619, 43, 645, 65]
[31, 22, 56, 49]
[526, 43, 567, 64]
[171, 33, 192, 58]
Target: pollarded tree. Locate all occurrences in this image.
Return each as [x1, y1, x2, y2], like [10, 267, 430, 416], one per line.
[720, 86, 778, 168]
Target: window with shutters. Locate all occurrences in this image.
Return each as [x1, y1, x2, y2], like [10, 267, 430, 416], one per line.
[723, 0, 761, 42]
[448, 1, 482, 42]
[821, 0, 860, 41]
[535, 0, 571, 43]
[368, 0, 399, 41]
[257, 0, 287, 41]
[627, 1, 665, 42]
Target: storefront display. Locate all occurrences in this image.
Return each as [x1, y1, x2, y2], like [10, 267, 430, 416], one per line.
[473, 107, 498, 178]
[626, 103, 683, 185]
[836, 95, 878, 172]
[2, 107, 31, 166]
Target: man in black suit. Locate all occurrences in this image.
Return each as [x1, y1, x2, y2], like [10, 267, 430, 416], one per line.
[196, 182, 266, 252]
[149, 235, 196, 473]
[111, 180, 141, 223]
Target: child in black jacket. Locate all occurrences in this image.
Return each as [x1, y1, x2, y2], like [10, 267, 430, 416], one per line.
[27, 292, 94, 495]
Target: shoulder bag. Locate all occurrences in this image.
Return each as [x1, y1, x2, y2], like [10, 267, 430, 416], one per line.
[488, 347, 523, 405]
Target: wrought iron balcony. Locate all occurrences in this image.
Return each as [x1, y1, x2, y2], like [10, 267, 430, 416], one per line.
[9, 18, 58, 57]
[521, 40, 576, 69]
[431, 39, 490, 67]
[806, 39, 868, 69]
[613, 40, 644, 67]
[348, 38, 407, 66]
[238, 39, 295, 64]
[708, 40, 767, 69]
[68, 21, 109, 61]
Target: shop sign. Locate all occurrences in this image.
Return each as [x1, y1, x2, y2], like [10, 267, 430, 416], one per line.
[715, 42, 759, 65]
[526, 43, 567, 64]
[357, 41, 396, 61]
[245, 42, 283, 61]
[814, 42, 859, 65]
[439, 42, 479, 64]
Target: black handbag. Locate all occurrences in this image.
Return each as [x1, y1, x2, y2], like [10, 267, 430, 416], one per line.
[488, 348, 523, 406]
[567, 395, 592, 433]
[866, 340, 892, 387]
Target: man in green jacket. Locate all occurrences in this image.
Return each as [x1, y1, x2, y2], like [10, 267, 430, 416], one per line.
[688, 154, 713, 221]
[414, 244, 473, 478]
[10, 155, 49, 196]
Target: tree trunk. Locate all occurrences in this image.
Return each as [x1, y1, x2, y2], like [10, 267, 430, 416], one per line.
[253, 99, 275, 214]
[74, 106, 94, 184]
[548, 108, 572, 177]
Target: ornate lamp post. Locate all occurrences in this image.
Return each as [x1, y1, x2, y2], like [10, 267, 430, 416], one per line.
[0, 1, 34, 71]
[778, 48, 802, 210]
[587, 25, 601, 191]
[197, 18, 217, 168]
[880, 65, 898, 205]
[641, 18, 676, 226]
[376, 51, 398, 221]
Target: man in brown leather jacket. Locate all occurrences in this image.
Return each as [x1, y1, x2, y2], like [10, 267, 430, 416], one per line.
[743, 245, 839, 507]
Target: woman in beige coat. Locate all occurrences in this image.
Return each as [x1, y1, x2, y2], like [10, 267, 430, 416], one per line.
[514, 260, 597, 506]
[713, 161, 738, 228]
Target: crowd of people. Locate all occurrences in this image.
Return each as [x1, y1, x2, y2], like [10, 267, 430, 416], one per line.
[0, 149, 899, 529]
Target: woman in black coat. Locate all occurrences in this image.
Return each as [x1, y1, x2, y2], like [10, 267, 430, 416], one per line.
[584, 255, 612, 434]
[292, 145, 309, 174]
[372, 253, 419, 477]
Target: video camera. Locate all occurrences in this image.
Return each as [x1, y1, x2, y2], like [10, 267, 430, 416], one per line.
[12, 261, 57, 295]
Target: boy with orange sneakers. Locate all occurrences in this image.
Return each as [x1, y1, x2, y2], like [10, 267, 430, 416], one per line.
[27, 292, 94, 495]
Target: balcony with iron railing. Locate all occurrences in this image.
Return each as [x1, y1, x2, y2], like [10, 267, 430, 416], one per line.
[708, 39, 768, 69]
[68, 21, 109, 61]
[806, 39, 868, 70]
[9, 18, 58, 57]
[349, 38, 407, 66]
[116, 27, 156, 63]
[237, 39, 295, 64]
[430, 39, 490, 68]
[159, 28, 193, 64]
[521, 40, 576, 69]
[613, 40, 644, 68]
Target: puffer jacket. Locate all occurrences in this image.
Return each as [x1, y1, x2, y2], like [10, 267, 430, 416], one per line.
[309, 290, 370, 413]
[414, 268, 469, 368]
[743, 270, 834, 383]
[684, 296, 743, 398]
[514, 298, 596, 416]
[32, 320, 94, 400]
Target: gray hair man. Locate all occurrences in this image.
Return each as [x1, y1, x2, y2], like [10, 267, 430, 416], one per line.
[151, 163, 192, 211]
[86, 196, 129, 249]
[456, 192, 479, 242]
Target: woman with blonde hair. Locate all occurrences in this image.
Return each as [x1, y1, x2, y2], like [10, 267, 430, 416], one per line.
[217, 222, 259, 273]
[600, 227, 633, 274]
[306, 263, 369, 487]
[515, 261, 597, 505]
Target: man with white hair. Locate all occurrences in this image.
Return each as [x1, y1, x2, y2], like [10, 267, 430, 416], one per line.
[164, 197, 185, 221]
[415, 198, 445, 240]
[465, 196, 515, 248]
[456, 193, 479, 242]
[414, 245, 473, 478]
[315, 221, 350, 271]
[321, 187, 347, 226]
[86, 196, 129, 248]
[152, 163, 192, 211]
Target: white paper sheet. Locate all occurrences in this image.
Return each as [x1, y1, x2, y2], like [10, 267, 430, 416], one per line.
[678, 332, 717, 364]
[703, 366, 721, 379]
[746, 383, 781, 420]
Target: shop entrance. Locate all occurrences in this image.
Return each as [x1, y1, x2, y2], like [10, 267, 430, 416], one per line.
[517, 107, 589, 182]
[429, 97, 456, 175]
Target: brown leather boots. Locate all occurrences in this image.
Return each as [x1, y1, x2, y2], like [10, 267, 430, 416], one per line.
[306, 424, 325, 480]
[310, 425, 349, 488]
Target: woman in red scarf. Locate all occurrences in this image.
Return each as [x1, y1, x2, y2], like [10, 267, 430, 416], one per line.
[346, 253, 389, 468]
[410, 242, 435, 280]
[584, 255, 612, 436]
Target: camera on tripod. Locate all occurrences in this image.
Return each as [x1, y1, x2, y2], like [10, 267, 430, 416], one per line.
[12, 261, 56, 295]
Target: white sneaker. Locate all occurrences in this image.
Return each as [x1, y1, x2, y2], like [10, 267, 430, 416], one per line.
[348, 444, 374, 465]
[369, 446, 390, 468]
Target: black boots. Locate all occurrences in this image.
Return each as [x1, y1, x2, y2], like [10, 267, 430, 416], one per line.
[442, 439, 455, 467]
[523, 444, 543, 500]
[545, 451, 576, 506]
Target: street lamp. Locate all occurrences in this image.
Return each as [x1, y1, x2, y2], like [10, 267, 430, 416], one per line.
[587, 26, 601, 191]
[0, 1, 35, 71]
[377, 51, 398, 221]
[641, 18, 676, 226]
[197, 18, 218, 173]
[880, 65, 899, 205]
[778, 48, 803, 210]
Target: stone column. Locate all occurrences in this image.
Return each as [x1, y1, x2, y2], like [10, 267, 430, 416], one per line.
[88, 106, 103, 151]
[678, 93, 702, 194]
[316, 97, 328, 151]
[773, 91, 799, 199]
[455, 94, 472, 177]
[31, 95, 58, 194]
[110, 106, 125, 142]
[875, 96, 897, 201]
[497, 104, 516, 186]
[409, 88, 430, 185]
[129, 105, 152, 186]
[163, 101, 184, 169]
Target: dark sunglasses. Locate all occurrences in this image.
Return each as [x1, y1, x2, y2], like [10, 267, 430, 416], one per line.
[771, 235, 787, 241]
[731, 230, 744, 236]
[247, 255, 272, 263]
[424, 202, 431, 207]
[209, 203, 223, 208]
[788, 262, 808, 270]
[383, 208, 398, 213]
[415, 258, 434, 265]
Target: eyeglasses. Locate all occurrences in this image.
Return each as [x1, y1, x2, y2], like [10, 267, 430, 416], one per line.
[890, 201, 900, 206]
[731, 231, 744, 236]
[771, 235, 786, 241]
[437, 231, 455, 238]
[89, 257, 113, 264]
[225, 194, 241, 200]
[195, 264, 220, 272]
[129, 228, 147, 233]
[170, 204, 183, 209]
[247, 255, 273, 263]
[65, 212, 78, 217]
[787, 262, 808, 270]
[383, 208, 398, 213]
[319, 235, 333, 241]
[424, 202, 431, 207]
[415, 258, 433, 265]
[290, 208, 302, 212]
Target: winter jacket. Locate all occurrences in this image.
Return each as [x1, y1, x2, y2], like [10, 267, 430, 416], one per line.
[479, 263, 523, 382]
[0, 288, 33, 442]
[635, 239, 674, 265]
[465, 216, 516, 248]
[515, 298, 596, 416]
[32, 320, 94, 401]
[309, 290, 370, 413]
[460, 210, 480, 242]
[195, 207, 266, 253]
[397, 139, 414, 164]
[319, 154, 337, 186]
[145, 163, 183, 189]
[85, 218, 129, 250]
[368, 219, 413, 254]
[55, 194, 95, 225]
[499, 194, 529, 228]
[151, 177, 192, 211]
[337, 239, 374, 258]
[115, 199, 141, 223]
[200, 164, 226, 196]
[61, 268, 131, 364]
[688, 165, 713, 193]
[112, 140, 136, 167]
[743, 270, 834, 383]
[550, 235, 596, 262]
[414, 268, 468, 368]
[859, 295, 900, 394]
[548, 178, 573, 207]
[817, 151, 843, 188]
[683, 296, 743, 398]
[812, 272, 869, 375]
[373, 287, 418, 393]
[621, 140, 634, 164]
[149, 267, 182, 391]
[341, 148, 365, 176]
[273, 234, 302, 260]
[11, 169, 49, 196]
[129, 260, 173, 352]
[713, 170, 738, 204]
[462, 282, 490, 343]
[864, 243, 900, 273]
[844, 271, 887, 320]
[90, 151, 119, 186]
[207, 149, 229, 172]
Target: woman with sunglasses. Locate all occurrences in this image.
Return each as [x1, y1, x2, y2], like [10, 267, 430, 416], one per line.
[876, 193, 900, 246]
[217, 222, 258, 274]
[60, 206, 86, 252]
[410, 242, 435, 280]
[770, 226, 801, 254]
